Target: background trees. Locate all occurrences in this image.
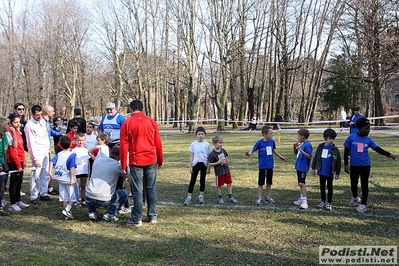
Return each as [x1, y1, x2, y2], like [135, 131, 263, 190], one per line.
[0, 0, 398, 129]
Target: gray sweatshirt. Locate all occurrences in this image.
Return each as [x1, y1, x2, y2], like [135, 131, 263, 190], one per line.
[85, 156, 124, 201]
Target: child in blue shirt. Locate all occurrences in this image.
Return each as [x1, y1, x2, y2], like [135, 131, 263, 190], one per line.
[344, 117, 395, 213]
[311, 129, 341, 211]
[49, 136, 77, 220]
[246, 126, 287, 206]
[293, 129, 312, 210]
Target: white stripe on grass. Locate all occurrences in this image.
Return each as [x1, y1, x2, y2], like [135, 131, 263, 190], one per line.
[157, 201, 399, 220]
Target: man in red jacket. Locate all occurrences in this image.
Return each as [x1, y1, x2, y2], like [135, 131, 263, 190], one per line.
[120, 100, 163, 227]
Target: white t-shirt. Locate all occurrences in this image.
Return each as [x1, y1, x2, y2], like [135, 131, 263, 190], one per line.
[85, 133, 97, 151]
[95, 145, 109, 159]
[72, 147, 90, 175]
[188, 140, 212, 167]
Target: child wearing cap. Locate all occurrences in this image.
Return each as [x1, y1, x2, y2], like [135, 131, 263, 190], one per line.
[344, 117, 396, 213]
[349, 106, 363, 135]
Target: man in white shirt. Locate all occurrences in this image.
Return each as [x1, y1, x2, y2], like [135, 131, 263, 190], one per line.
[339, 107, 347, 131]
[98, 102, 125, 148]
[24, 105, 51, 204]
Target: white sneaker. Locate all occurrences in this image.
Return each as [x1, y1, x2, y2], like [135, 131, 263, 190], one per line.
[88, 212, 97, 221]
[317, 201, 325, 208]
[62, 209, 74, 220]
[9, 204, 22, 212]
[183, 197, 191, 205]
[228, 197, 238, 203]
[356, 204, 367, 213]
[218, 198, 225, 205]
[256, 198, 262, 206]
[198, 196, 204, 204]
[264, 197, 275, 204]
[20, 191, 26, 196]
[348, 197, 361, 206]
[118, 206, 131, 214]
[299, 201, 308, 209]
[16, 201, 30, 208]
[293, 198, 303, 206]
[324, 203, 332, 211]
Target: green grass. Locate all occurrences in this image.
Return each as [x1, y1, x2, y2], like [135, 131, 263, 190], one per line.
[1, 130, 398, 265]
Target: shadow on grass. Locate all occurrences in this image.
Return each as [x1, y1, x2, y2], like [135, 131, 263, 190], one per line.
[1, 207, 320, 266]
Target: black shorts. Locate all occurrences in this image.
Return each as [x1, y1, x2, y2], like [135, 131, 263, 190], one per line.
[258, 168, 273, 186]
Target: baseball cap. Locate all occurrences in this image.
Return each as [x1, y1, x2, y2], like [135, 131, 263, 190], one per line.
[106, 102, 115, 109]
[354, 106, 360, 111]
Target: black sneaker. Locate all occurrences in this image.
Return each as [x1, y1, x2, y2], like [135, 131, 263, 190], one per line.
[0, 207, 9, 216]
[30, 199, 42, 205]
[48, 189, 59, 195]
[39, 195, 51, 201]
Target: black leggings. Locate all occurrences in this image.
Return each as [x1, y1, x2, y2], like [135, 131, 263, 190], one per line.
[188, 162, 207, 194]
[8, 162, 23, 205]
[319, 175, 333, 203]
[350, 165, 370, 205]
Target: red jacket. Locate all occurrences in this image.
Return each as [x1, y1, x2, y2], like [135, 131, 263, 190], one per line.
[120, 112, 163, 170]
[6, 130, 26, 167]
[57, 132, 78, 150]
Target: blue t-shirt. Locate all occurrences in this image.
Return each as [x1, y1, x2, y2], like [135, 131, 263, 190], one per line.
[350, 113, 363, 134]
[343, 133, 377, 166]
[295, 141, 312, 172]
[317, 144, 333, 178]
[252, 139, 276, 169]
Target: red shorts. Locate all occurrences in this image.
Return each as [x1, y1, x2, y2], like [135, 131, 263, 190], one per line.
[215, 172, 232, 187]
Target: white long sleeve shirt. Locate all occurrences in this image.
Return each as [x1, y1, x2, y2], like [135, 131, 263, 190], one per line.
[24, 117, 50, 161]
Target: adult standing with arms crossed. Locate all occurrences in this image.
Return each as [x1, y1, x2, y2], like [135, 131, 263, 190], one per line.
[120, 100, 163, 227]
[99, 102, 125, 148]
[24, 105, 51, 204]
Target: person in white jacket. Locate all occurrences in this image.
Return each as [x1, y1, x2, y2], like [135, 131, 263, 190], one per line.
[24, 105, 51, 204]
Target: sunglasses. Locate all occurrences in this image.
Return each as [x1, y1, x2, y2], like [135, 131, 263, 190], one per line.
[17, 108, 24, 111]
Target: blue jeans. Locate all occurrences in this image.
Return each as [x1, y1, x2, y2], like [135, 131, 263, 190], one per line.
[129, 164, 157, 222]
[85, 190, 128, 216]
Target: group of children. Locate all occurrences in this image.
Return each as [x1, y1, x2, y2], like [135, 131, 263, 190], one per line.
[0, 114, 121, 219]
[183, 127, 239, 205]
[184, 117, 396, 213]
[1, 114, 395, 219]
[49, 123, 117, 220]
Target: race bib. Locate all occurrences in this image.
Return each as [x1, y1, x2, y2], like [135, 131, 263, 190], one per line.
[357, 143, 364, 152]
[321, 149, 328, 158]
[266, 146, 272, 155]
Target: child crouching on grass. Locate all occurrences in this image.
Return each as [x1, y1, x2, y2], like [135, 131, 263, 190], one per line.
[207, 136, 238, 205]
[49, 136, 77, 220]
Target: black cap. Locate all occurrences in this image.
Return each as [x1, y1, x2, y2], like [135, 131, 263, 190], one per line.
[354, 106, 360, 111]
[356, 117, 370, 129]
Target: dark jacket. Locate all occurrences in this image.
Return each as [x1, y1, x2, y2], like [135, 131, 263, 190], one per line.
[311, 143, 341, 176]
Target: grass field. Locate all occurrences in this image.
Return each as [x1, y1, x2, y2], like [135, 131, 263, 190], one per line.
[1, 128, 398, 265]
